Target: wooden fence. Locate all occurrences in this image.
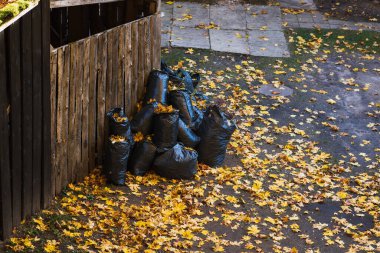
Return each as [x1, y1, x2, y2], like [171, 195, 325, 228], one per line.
[50, 0, 160, 48]
[0, 0, 50, 239]
[50, 14, 161, 196]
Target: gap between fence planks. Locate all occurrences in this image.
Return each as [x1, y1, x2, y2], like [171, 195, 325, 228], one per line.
[50, 14, 161, 195]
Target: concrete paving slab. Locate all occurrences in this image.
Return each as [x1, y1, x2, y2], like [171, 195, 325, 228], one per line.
[171, 26, 210, 49]
[247, 21, 283, 31]
[250, 47, 290, 58]
[248, 30, 290, 57]
[210, 29, 249, 54]
[161, 32, 171, 48]
[246, 5, 281, 19]
[173, 2, 210, 28]
[298, 22, 319, 29]
[311, 12, 329, 24]
[210, 5, 246, 30]
[278, 0, 317, 10]
[328, 19, 347, 25]
[246, 6, 282, 30]
[258, 84, 293, 97]
[312, 23, 331, 29]
[282, 14, 298, 23]
[297, 13, 314, 23]
[161, 2, 173, 16]
[287, 22, 301, 28]
[161, 25, 171, 34]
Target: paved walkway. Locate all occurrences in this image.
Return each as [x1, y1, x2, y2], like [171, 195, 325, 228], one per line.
[161, 0, 380, 57]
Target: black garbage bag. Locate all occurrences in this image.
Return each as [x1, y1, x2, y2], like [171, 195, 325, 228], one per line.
[143, 70, 169, 105]
[107, 108, 133, 141]
[153, 110, 179, 149]
[161, 60, 200, 93]
[128, 140, 157, 176]
[153, 143, 198, 179]
[104, 136, 132, 185]
[191, 106, 204, 132]
[161, 60, 181, 81]
[175, 69, 200, 94]
[130, 102, 158, 135]
[169, 90, 196, 126]
[178, 118, 200, 148]
[197, 105, 236, 167]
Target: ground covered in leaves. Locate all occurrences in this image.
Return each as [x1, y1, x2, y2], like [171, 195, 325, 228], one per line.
[6, 28, 380, 253]
[315, 0, 380, 23]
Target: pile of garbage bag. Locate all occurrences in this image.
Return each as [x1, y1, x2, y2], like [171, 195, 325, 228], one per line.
[103, 62, 236, 184]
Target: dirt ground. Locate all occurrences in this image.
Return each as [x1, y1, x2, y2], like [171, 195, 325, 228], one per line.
[315, 0, 380, 22]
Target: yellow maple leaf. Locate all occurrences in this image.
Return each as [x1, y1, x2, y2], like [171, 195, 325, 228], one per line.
[213, 245, 224, 252]
[337, 191, 348, 199]
[33, 217, 48, 231]
[252, 180, 262, 192]
[44, 240, 60, 253]
[225, 195, 238, 203]
[247, 225, 260, 235]
[326, 99, 336, 104]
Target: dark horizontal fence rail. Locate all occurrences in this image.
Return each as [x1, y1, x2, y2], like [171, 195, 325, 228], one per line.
[0, 0, 51, 240]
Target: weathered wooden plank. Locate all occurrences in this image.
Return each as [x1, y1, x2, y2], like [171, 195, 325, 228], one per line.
[68, 42, 77, 186]
[123, 23, 132, 117]
[50, 51, 58, 198]
[80, 38, 91, 181]
[21, 12, 34, 218]
[145, 16, 151, 85]
[56, 46, 70, 194]
[75, 40, 84, 181]
[41, 0, 52, 208]
[149, 15, 155, 71]
[117, 25, 125, 109]
[32, 3, 43, 213]
[153, 14, 161, 69]
[96, 33, 107, 165]
[88, 36, 98, 172]
[138, 19, 146, 103]
[106, 30, 114, 113]
[111, 27, 120, 108]
[0, 31, 13, 240]
[131, 21, 139, 114]
[8, 21, 23, 226]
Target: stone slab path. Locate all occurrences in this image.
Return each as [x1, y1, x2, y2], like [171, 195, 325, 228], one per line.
[161, 1, 380, 57]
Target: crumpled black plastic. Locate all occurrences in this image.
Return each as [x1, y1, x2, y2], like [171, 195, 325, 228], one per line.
[161, 60, 200, 93]
[153, 143, 198, 179]
[169, 90, 196, 126]
[104, 138, 132, 185]
[128, 140, 157, 176]
[178, 118, 200, 148]
[153, 110, 179, 149]
[191, 106, 204, 132]
[130, 102, 158, 135]
[143, 70, 169, 105]
[197, 105, 236, 167]
[107, 108, 133, 142]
